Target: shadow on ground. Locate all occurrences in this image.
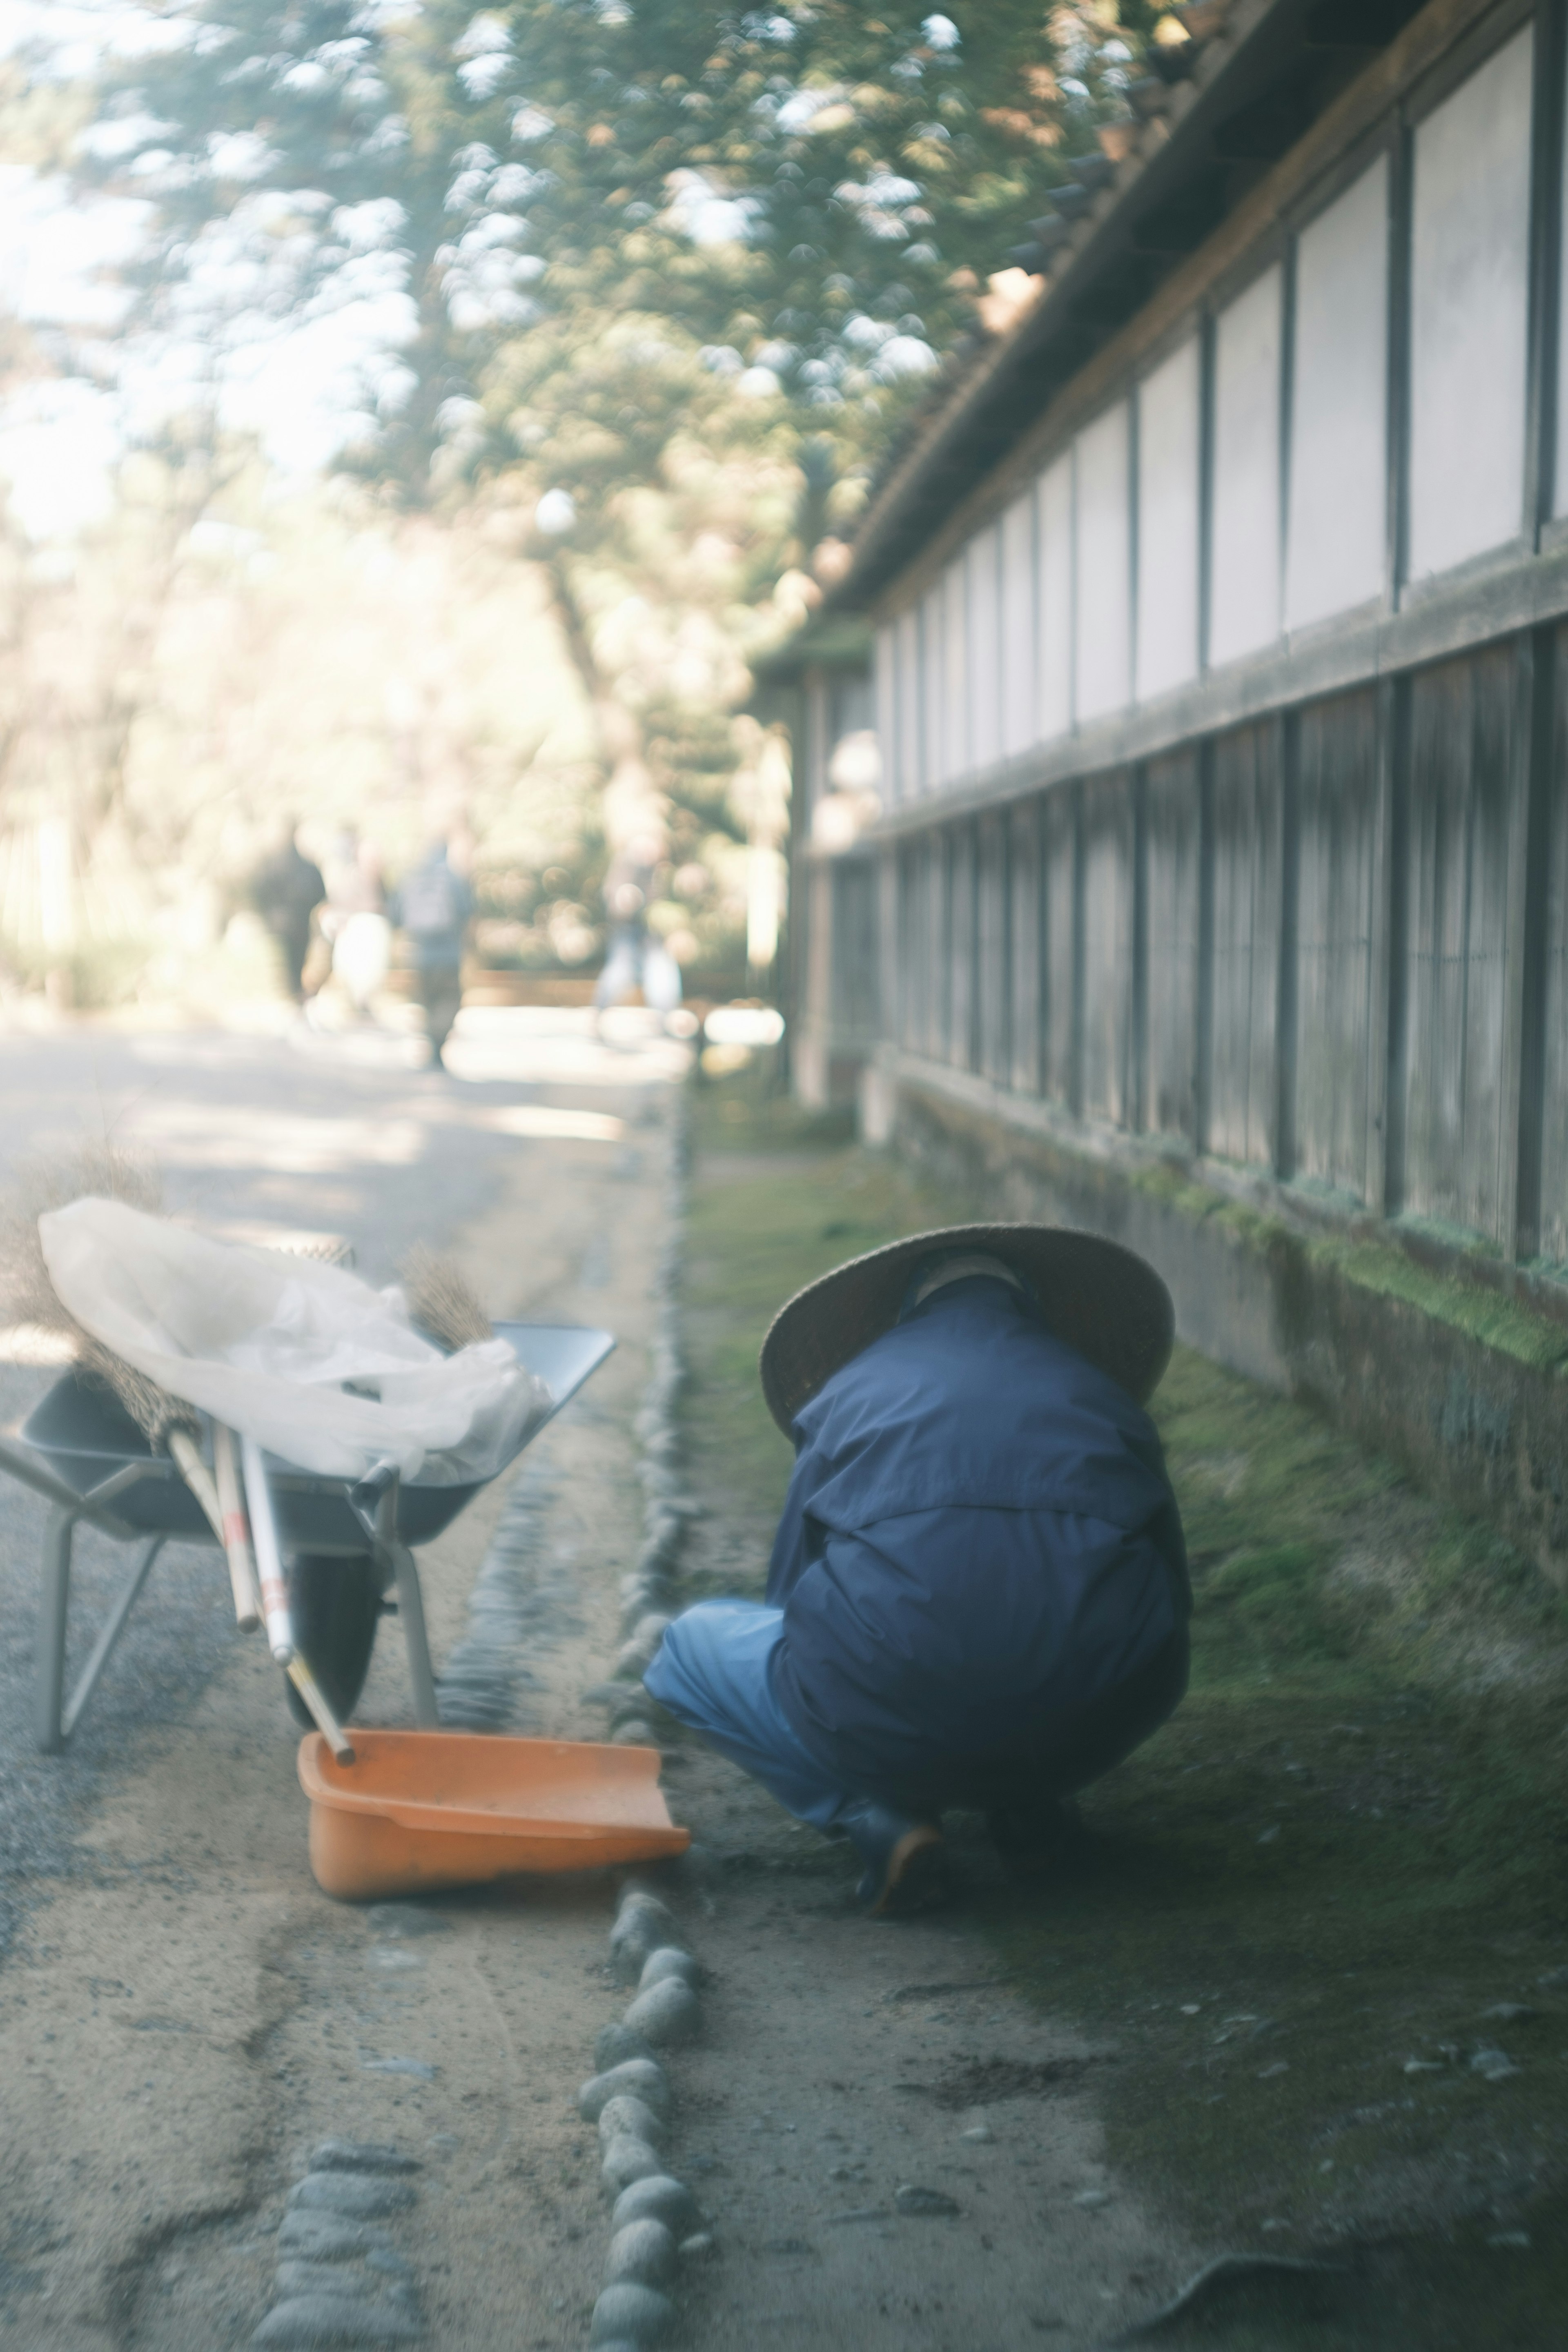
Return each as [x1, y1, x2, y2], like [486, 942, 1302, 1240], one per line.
[675, 1064, 1568, 2349]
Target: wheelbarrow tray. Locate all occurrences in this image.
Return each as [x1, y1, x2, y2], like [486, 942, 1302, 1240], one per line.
[298, 1727, 690, 1899]
[17, 1321, 613, 1545]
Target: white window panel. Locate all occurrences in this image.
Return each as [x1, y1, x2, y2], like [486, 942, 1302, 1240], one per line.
[1135, 338, 1201, 701]
[1410, 29, 1531, 577]
[1075, 402, 1133, 724]
[942, 553, 968, 783]
[968, 521, 1002, 776]
[921, 581, 944, 793]
[1288, 158, 1389, 630]
[1000, 487, 1036, 759]
[875, 622, 897, 805]
[1037, 452, 1074, 740]
[896, 606, 921, 799]
[1210, 264, 1283, 667]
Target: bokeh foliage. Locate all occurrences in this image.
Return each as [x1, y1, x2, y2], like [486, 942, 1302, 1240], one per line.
[9, 3, 1160, 988]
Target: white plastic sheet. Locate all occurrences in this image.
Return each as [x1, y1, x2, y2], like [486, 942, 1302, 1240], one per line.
[39, 1198, 550, 1485]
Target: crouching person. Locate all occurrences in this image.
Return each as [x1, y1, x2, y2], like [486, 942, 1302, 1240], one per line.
[644, 1225, 1190, 1917]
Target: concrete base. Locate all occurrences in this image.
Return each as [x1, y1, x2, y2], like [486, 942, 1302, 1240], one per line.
[888, 1063, 1568, 1584]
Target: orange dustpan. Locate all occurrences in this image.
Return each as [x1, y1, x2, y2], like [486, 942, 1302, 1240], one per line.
[297, 1728, 690, 1900]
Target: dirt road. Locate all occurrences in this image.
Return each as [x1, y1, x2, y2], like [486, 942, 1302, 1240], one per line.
[8, 1009, 1568, 2352]
[0, 1009, 689, 2348]
[0, 1007, 1203, 2352]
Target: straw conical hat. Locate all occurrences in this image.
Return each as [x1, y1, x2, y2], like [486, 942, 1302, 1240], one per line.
[759, 1222, 1174, 1436]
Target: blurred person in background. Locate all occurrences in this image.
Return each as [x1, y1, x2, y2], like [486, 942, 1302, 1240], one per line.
[391, 836, 473, 1071]
[251, 820, 326, 1005]
[321, 829, 391, 1018]
[593, 835, 682, 1029]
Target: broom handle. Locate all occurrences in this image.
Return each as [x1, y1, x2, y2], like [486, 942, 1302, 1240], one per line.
[166, 1429, 226, 1546]
[239, 1432, 294, 1663]
[212, 1424, 261, 1630]
[237, 1431, 355, 1766]
[286, 1654, 355, 1766]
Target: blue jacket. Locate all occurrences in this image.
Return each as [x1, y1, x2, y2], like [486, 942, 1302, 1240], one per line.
[765, 1275, 1188, 1790]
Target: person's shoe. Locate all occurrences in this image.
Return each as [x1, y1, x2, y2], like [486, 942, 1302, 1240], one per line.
[985, 1796, 1083, 1877]
[840, 1801, 949, 1918]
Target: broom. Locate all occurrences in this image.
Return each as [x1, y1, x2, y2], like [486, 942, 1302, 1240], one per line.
[0, 1147, 231, 1548]
[399, 1244, 493, 1349]
[1, 1146, 354, 1760]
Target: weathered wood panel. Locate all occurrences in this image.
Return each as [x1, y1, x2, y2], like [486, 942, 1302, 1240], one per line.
[876, 849, 899, 1057]
[1537, 629, 1568, 1262]
[949, 824, 979, 1070]
[829, 857, 878, 1041]
[1009, 799, 1043, 1096]
[1294, 687, 1381, 1202]
[931, 833, 951, 1064]
[1042, 785, 1079, 1107]
[901, 835, 940, 1060]
[1081, 770, 1136, 1128]
[1206, 721, 1283, 1168]
[1143, 748, 1202, 1146]
[977, 813, 1010, 1085]
[917, 836, 940, 1059]
[1400, 644, 1523, 1244]
[895, 843, 920, 1051]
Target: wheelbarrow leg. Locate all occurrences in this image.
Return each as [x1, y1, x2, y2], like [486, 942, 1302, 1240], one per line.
[395, 1550, 440, 1730]
[35, 1506, 76, 1754]
[62, 1536, 165, 1743]
[375, 1486, 439, 1728]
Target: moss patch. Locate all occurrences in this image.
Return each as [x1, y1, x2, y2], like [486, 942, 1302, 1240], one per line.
[679, 1072, 1568, 2345]
[1310, 1231, 1568, 1374]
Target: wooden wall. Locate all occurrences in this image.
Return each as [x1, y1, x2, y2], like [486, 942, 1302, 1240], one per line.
[877, 20, 1543, 817]
[796, 8, 1568, 1274]
[850, 625, 1568, 1272]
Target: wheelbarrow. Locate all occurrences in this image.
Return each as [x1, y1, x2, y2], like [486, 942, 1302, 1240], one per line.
[0, 1322, 613, 1753]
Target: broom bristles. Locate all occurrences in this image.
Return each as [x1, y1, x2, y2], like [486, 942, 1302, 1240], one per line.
[0, 1143, 161, 1336]
[400, 1245, 493, 1350]
[0, 1144, 196, 1445]
[85, 1345, 199, 1446]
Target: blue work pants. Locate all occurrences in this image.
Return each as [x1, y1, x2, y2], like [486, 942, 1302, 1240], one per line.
[643, 1599, 849, 1830]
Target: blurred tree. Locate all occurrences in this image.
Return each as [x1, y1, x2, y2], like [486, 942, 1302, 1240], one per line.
[54, 0, 1156, 969]
[0, 343, 243, 987]
[72, 3, 1155, 487]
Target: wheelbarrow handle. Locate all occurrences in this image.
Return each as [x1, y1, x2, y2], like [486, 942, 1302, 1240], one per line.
[348, 1458, 401, 1544]
[0, 1434, 145, 1539]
